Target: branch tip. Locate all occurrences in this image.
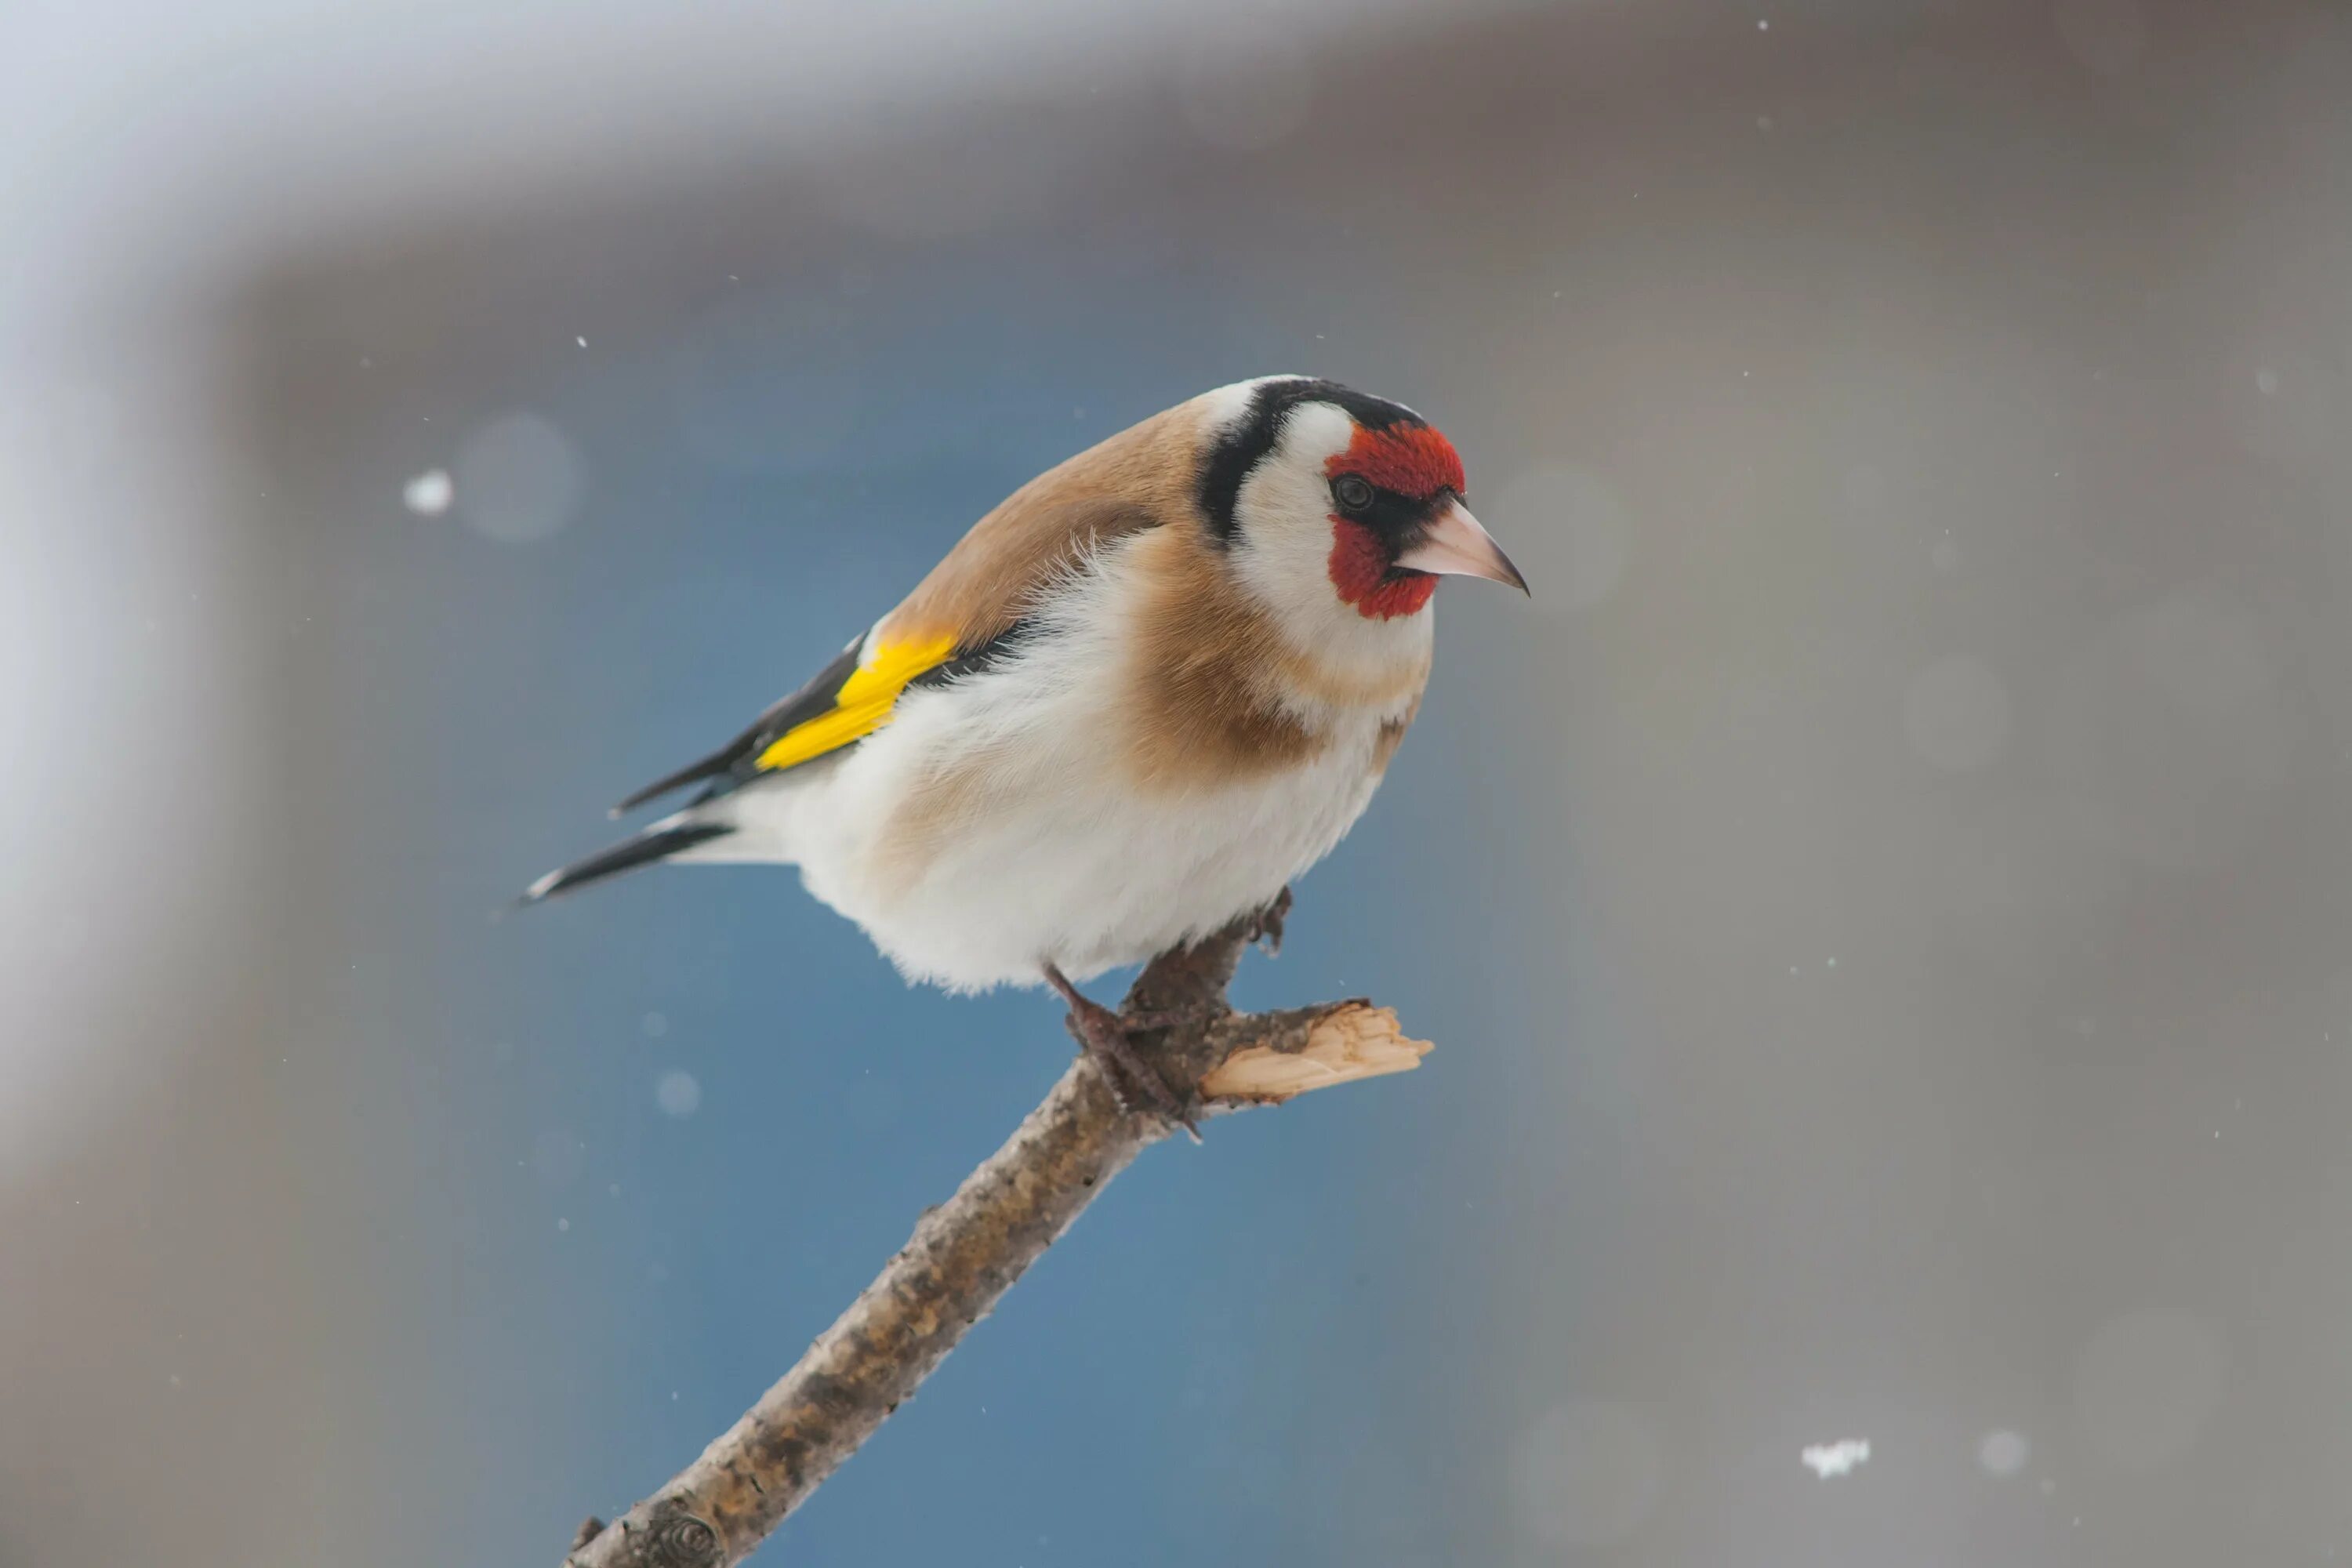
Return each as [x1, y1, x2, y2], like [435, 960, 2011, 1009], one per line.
[1201, 1003, 1432, 1103]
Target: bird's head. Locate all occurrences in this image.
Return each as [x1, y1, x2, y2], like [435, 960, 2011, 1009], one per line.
[1193, 377, 1525, 649]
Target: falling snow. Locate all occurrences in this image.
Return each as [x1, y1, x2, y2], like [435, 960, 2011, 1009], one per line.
[657, 1069, 702, 1119]
[1801, 1438, 1871, 1479]
[1979, 1430, 2030, 1476]
[401, 468, 453, 516]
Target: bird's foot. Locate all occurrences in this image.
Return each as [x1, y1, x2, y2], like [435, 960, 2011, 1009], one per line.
[1114, 998, 1228, 1033]
[1247, 885, 1294, 956]
[1042, 964, 1203, 1138]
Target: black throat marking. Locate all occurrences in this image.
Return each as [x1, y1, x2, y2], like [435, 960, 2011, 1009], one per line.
[1196, 377, 1426, 543]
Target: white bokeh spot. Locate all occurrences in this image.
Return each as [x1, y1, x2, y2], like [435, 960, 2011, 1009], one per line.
[401, 467, 453, 516]
[453, 409, 584, 543]
[656, 1069, 703, 1120]
[1978, 1428, 2031, 1477]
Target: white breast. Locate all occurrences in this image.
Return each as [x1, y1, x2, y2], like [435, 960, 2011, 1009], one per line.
[713, 535, 1422, 992]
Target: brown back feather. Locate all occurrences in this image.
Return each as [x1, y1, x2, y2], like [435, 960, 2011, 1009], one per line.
[880, 403, 1205, 652]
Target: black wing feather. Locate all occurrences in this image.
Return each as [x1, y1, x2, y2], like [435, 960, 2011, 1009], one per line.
[611, 636, 865, 815]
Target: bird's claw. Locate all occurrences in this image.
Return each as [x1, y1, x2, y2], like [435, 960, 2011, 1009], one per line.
[1247, 886, 1294, 956]
[1044, 965, 1203, 1138]
[1061, 1006, 1202, 1138]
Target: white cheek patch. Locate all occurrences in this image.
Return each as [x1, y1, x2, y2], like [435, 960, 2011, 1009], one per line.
[1228, 401, 1432, 672]
[1231, 401, 1352, 607]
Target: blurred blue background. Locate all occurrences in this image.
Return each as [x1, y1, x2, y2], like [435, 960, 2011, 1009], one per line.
[7, 2, 2352, 1566]
[270, 228, 1534, 1568]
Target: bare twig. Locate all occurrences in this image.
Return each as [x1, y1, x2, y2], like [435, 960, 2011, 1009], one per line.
[561, 910, 1429, 1568]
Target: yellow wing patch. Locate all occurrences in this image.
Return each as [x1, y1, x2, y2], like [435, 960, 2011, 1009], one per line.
[752, 632, 958, 774]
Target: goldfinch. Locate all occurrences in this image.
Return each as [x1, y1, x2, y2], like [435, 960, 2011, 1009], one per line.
[523, 376, 1524, 1113]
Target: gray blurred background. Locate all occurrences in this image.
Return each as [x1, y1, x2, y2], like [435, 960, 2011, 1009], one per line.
[5, 1, 2350, 1564]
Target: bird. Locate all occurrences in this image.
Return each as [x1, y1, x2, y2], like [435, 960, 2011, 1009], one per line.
[521, 376, 1526, 1118]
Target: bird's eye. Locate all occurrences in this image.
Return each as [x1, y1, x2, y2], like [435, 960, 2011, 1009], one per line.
[1332, 476, 1375, 513]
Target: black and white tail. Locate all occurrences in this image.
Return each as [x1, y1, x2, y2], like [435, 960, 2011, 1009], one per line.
[517, 820, 734, 906]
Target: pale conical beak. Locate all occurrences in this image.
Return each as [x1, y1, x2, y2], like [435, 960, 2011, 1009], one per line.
[1396, 500, 1530, 593]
